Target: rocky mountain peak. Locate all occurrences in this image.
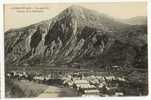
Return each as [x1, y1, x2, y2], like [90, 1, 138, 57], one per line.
[5, 5, 147, 69]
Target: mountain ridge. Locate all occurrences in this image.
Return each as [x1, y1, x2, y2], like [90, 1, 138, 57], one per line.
[5, 5, 147, 69]
[119, 16, 147, 25]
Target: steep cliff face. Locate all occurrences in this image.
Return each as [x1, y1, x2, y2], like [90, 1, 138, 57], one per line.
[5, 6, 147, 68]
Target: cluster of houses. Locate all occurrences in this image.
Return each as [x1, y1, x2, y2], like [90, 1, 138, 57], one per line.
[6, 71, 63, 85]
[6, 71, 29, 80]
[61, 73, 126, 96]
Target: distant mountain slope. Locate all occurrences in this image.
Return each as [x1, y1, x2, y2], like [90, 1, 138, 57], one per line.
[120, 16, 147, 25]
[5, 5, 147, 69]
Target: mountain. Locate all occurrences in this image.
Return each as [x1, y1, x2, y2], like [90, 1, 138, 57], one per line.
[120, 16, 147, 25]
[5, 5, 147, 69]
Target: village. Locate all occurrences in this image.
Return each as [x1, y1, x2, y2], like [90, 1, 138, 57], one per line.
[5, 65, 147, 97]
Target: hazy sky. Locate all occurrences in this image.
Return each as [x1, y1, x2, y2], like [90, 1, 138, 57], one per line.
[4, 2, 147, 31]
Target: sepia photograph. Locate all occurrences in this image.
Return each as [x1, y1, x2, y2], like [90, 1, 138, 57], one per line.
[4, 2, 148, 98]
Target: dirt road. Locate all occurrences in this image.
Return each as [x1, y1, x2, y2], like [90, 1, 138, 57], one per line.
[38, 86, 77, 97]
